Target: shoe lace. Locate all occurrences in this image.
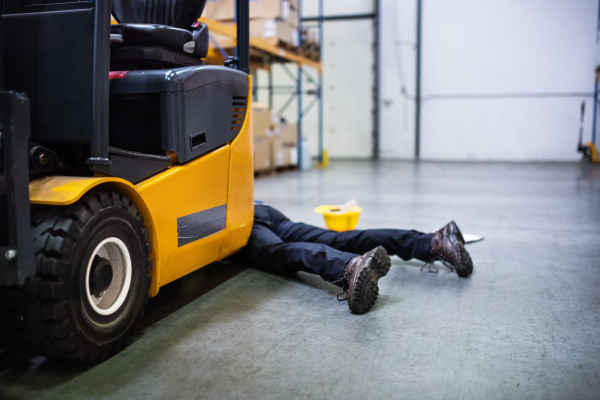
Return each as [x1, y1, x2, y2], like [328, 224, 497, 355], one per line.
[421, 252, 455, 274]
[420, 262, 439, 273]
[329, 277, 349, 301]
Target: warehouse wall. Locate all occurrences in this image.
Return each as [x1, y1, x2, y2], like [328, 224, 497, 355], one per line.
[258, 0, 375, 159]
[380, 0, 598, 161]
[379, 0, 418, 160]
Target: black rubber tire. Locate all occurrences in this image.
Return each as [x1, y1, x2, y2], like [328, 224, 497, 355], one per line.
[6, 191, 151, 363]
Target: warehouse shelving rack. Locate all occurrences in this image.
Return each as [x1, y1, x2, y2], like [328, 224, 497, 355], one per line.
[200, 0, 325, 168]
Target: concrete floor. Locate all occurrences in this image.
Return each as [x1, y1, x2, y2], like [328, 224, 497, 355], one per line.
[1, 161, 599, 399]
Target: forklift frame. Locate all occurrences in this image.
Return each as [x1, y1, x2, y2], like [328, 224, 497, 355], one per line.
[0, 0, 251, 287]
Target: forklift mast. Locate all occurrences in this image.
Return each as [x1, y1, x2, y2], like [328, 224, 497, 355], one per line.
[2, 0, 111, 166]
[236, 0, 250, 73]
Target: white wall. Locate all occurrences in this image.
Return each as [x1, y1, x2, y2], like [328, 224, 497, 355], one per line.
[380, 0, 598, 161]
[380, 0, 418, 159]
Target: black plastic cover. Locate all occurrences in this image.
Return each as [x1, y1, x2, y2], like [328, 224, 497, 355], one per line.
[94, 148, 172, 184]
[191, 22, 209, 57]
[109, 93, 163, 155]
[110, 44, 203, 70]
[109, 66, 248, 164]
[109, 66, 247, 94]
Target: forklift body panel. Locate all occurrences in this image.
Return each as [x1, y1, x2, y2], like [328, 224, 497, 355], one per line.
[26, 76, 253, 296]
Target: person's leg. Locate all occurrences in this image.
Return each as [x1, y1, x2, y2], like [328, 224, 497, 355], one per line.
[253, 204, 291, 231]
[282, 226, 433, 262]
[254, 205, 432, 261]
[238, 223, 358, 282]
[253, 204, 475, 277]
[236, 206, 393, 313]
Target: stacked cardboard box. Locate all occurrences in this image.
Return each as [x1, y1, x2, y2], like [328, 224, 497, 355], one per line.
[272, 122, 298, 168]
[204, 0, 299, 47]
[252, 103, 299, 171]
[302, 29, 320, 61]
[252, 103, 277, 172]
[280, 122, 298, 144]
[254, 137, 272, 172]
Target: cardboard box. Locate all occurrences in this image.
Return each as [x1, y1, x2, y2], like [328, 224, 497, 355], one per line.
[250, 18, 297, 46]
[271, 137, 285, 167]
[272, 138, 297, 167]
[204, 0, 295, 22]
[286, 144, 298, 166]
[203, 0, 235, 20]
[303, 29, 318, 44]
[251, 0, 292, 20]
[252, 103, 276, 139]
[254, 138, 272, 171]
[287, 7, 299, 28]
[280, 123, 297, 144]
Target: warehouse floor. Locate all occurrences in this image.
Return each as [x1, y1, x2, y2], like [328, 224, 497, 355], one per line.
[1, 161, 599, 399]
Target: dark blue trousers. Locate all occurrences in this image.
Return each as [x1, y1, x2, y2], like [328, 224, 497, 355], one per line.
[233, 205, 434, 282]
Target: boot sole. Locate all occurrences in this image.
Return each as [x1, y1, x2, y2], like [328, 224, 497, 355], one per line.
[347, 246, 391, 314]
[449, 221, 473, 277]
[453, 241, 473, 277]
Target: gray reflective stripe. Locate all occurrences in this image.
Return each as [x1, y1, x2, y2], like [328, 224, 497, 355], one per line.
[177, 204, 227, 247]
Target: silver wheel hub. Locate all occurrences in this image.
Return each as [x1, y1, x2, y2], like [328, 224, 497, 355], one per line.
[85, 237, 132, 316]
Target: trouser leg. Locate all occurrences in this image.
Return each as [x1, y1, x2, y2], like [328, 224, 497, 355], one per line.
[238, 223, 357, 282]
[283, 226, 433, 262]
[254, 205, 433, 262]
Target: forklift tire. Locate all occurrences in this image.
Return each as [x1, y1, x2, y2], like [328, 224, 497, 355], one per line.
[7, 191, 151, 363]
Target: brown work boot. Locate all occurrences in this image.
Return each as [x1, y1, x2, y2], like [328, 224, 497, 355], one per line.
[340, 246, 391, 314]
[430, 221, 473, 277]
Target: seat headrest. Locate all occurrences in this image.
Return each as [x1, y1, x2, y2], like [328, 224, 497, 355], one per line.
[112, 0, 208, 29]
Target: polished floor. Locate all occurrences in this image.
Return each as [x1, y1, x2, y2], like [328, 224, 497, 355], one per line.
[1, 161, 599, 399]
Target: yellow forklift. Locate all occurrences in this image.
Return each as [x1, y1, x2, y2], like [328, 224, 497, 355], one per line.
[0, 0, 253, 362]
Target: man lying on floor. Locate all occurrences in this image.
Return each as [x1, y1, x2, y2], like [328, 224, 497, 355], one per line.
[232, 203, 473, 314]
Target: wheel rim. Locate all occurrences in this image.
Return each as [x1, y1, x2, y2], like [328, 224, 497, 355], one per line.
[85, 237, 132, 316]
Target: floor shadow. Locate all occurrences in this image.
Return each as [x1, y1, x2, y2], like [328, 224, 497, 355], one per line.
[294, 271, 342, 296]
[0, 261, 247, 392]
[138, 261, 247, 330]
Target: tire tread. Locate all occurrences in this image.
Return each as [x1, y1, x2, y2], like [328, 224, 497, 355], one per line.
[5, 191, 151, 363]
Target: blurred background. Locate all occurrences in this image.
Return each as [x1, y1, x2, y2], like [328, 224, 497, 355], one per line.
[205, 0, 598, 166]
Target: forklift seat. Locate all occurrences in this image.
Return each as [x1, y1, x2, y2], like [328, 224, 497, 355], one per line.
[111, 0, 210, 70]
[107, 0, 249, 172]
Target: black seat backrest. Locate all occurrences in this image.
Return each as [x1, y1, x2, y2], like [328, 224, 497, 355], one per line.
[113, 0, 208, 29]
